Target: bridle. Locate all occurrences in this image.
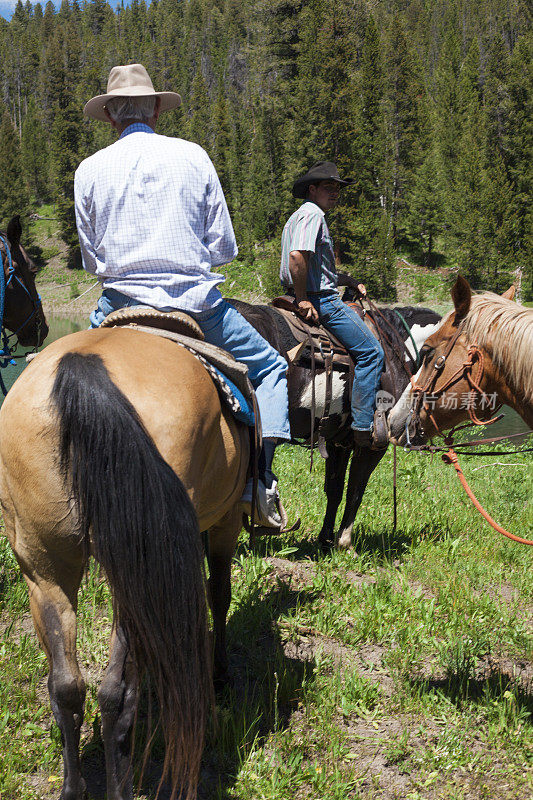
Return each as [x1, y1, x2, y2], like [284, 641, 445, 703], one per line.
[406, 325, 502, 446]
[0, 234, 44, 395]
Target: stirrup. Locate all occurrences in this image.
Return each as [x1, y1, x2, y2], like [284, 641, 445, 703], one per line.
[371, 409, 389, 450]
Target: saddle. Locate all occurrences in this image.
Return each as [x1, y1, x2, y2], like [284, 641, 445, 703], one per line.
[271, 295, 362, 458]
[100, 306, 299, 537]
[100, 306, 205, 339]
[271, 295, 353, 371]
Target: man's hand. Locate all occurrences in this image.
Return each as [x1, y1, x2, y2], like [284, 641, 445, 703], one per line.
[296, 299, 319, 324]
[357, 283, 367, 298]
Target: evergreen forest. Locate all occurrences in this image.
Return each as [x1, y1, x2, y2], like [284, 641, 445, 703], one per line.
[0, 0, 531, 300]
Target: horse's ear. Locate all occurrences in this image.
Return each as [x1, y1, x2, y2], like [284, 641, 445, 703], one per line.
[451, 275, 471, 319]
[6, 216, 22, 247]
[501, 285, 516, 301]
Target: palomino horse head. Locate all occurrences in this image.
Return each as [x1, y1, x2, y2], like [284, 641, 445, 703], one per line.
[389, 275, 532, 445]
[0, 216, 49, 347]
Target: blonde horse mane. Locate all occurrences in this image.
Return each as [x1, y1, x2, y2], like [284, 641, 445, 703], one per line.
[460, 292, 533, 404]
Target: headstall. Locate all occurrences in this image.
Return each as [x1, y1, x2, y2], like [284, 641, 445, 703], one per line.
[0, 234, 44, 395]
[407, 327, 502, 445]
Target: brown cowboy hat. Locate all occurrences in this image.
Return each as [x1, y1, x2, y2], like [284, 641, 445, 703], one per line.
[84, 63, 181, 122]
[292, 161, 354, 199]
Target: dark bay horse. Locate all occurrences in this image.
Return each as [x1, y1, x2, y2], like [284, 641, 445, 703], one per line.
[390, 276, 533, 443]
[0, 326, 249, 799]
[0, 215, 48, 349]
[230, 296, 441, 549]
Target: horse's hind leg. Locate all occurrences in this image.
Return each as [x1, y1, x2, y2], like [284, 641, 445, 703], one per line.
[98, 626, 137, 800]
[20, 544, 87, 800]
[337, 448, 386, 550]
[208, 507, 242, 688]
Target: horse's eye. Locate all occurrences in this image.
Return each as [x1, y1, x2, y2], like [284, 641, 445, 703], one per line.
[419, 344, 435, 363]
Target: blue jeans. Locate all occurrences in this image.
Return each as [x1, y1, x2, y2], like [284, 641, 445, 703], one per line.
[310, 291, 384, 430]
[91, 289, 291, 441]
[90, 287, 142, 328]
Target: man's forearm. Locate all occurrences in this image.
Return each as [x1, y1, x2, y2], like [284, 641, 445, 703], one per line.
[289, 251, 310, 301]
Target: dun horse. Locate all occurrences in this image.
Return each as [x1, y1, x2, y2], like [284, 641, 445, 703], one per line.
[0, 322, 249, 798]
[389, 276, 533, 444]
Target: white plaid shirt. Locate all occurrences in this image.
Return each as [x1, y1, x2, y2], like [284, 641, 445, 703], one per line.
[74, 123, 238, 312]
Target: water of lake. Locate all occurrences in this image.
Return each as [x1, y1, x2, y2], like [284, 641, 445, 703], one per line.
[0, 314, 530, 440]
[0, 314, 85, 396]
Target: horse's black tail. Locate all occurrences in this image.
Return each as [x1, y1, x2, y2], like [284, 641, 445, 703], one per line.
[51, 351, 211, 800]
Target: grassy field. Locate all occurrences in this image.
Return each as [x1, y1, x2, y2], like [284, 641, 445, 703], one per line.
[1, 438, 532, 799]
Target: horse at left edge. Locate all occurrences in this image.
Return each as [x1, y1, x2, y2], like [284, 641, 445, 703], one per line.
[0, 215, 48, 358]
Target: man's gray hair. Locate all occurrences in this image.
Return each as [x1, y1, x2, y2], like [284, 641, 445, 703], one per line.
[105, 95, 157, 123]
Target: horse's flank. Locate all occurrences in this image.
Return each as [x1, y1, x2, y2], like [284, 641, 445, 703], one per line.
[459, 292, 533, 405]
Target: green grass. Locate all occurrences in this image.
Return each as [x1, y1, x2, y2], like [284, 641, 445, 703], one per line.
[0, 439, 531, 798]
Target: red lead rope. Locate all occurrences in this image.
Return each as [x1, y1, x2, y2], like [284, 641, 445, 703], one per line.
[408, 343, 533, 545]
[442, 448, 533, 546]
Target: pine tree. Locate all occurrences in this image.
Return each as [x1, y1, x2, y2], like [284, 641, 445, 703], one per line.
[432, 27, 462, 226]
[482, 150, 517, 290]
[212, 79, 232, 195]
[449, 103, 488, 287]
[21, 99, 50, 203]
[349, 198, 396, 300]
[353, 17, 386, 210]
[0, 109, 30, 228]
[407, 143, 443, 267]
[504, 34, 533, 295]
[348, 15, 396, 294]
[383, 16, 428, 244]
[46, 22, 84, 266]
[187, 70, 212, 153]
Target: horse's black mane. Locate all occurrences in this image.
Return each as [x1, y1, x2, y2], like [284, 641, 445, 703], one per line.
[375, 305, 441, 337]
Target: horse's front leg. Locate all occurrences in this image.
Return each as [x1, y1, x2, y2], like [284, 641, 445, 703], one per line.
[318, 442, 351, 552]
[98, 626, 138, 800]
[207, 507, 242, 689]
[337, 447, 387, 550]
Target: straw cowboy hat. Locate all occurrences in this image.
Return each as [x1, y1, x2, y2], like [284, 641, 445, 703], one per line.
[84, 63, 181, 122]
[292, 161, 354, 199]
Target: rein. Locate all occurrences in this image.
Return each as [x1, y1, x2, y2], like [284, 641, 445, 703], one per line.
[354, 297, 419, 401]
[406, 329, 533, 545]
[0, 235, 43, 395]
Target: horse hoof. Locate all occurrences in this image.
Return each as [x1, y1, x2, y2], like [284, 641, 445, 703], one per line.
[59, 777, 87, 800]
[213, 668, 231, 694]
[337, 533, 352, 551]
[318, 535, 334, 554]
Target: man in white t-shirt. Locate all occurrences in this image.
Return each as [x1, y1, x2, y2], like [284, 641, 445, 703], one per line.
[280, 161, 387, 450]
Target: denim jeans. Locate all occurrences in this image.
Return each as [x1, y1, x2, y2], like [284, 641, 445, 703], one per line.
[90, 289, 291, 440]
[310, 291, 384, 430]
[89, 287, 143, 328]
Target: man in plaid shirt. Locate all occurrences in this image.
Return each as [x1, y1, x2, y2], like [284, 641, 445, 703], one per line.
[75, 64, 290, 528]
